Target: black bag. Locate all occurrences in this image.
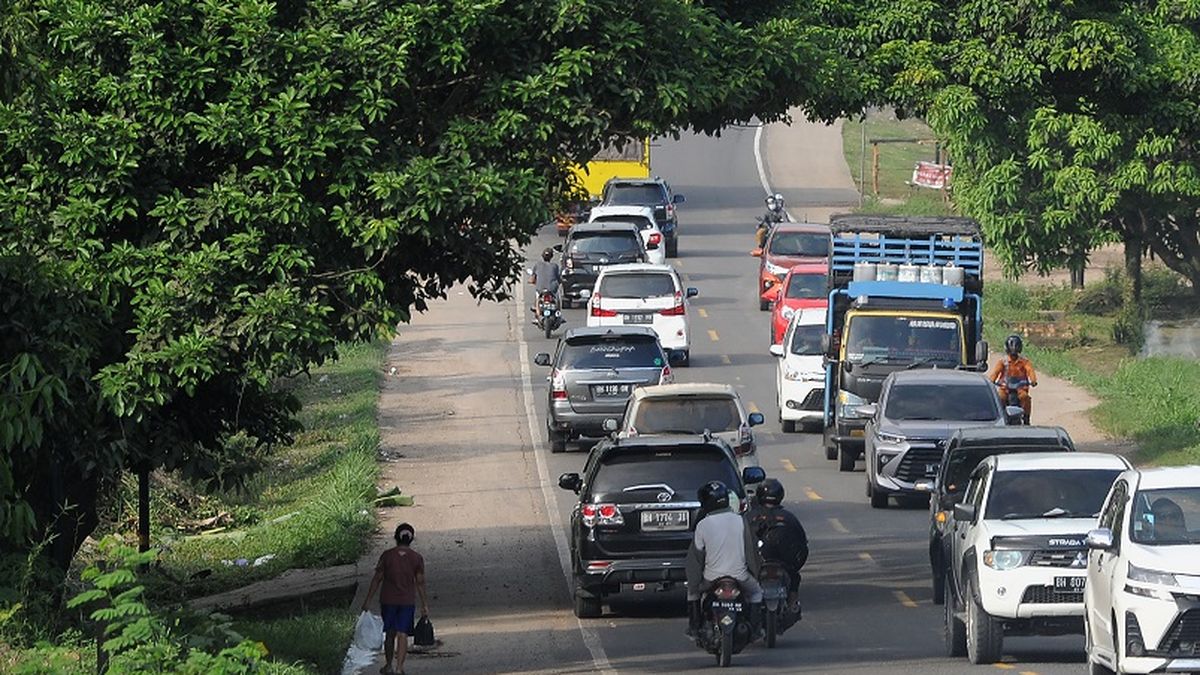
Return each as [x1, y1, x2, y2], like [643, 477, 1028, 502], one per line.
[412, 615, 435, 647]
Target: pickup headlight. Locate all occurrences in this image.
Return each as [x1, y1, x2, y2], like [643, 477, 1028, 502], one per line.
[983, 550, 1026, 570]
[837, 390, 866, 419]
[1127, 563, 1179, 587]
[765, 261, 788, 276]
[876, 431, 906, 445]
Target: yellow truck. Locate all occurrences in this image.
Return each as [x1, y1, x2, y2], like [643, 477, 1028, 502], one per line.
[557, 139, 651, 235]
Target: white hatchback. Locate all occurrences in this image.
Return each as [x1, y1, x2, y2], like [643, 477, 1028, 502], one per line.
[1084, 466, 1200, 675]
[586, 264, 697, 366]
[588, 205, 666, 265]
[769, 307, 826, 432]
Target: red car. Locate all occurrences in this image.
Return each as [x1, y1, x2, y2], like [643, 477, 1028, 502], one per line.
[753, 222, 831, 310]
[764, 263, 829, 344]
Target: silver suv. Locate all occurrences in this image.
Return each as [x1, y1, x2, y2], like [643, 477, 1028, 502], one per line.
[535, 326, 675, 453]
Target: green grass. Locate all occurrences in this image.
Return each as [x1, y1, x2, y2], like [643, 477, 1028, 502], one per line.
[842, 110, 950, 207]
[139, 340, 388, 598]
[232, 603, 355, 675]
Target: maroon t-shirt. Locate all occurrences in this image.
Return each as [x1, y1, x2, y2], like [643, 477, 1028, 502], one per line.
[377, 546, 425, 605]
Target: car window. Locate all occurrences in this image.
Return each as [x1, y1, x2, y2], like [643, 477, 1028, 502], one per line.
[591, 446, 741, 497]
[984, 469, 1123, 520]
[1100, 480, 1128, 542]
[884, 383, 999, 422]
[785, 273, 825, 299]
[559, 339, 665, 369]
[598, 272, 677, 298]
[593, 215, 654, 231]
[1129, 487, 1200, 545]
[962, 468, 986, 509]
[568, 232, 642, 256]
[633, 397, 741, 434]
[605, 185, 666, 206]
[789, 324, 824, 356]
[767, 232, 829, 257]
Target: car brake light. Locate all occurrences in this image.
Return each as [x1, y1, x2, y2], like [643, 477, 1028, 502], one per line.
[551, 370, 567, 399]
[666, 203, 675, 218]
[648, 232, 662, 246]
[659, 290, 684, 316]
[591, 301, 618, 318]
[660, 365, 672, 383]
[582, 503, 624, 527]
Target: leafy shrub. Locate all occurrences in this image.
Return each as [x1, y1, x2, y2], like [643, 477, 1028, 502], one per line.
[1030, 283, 1077, 312]
[1143, 268, 1193, 315]
[1112, 304, 1146, 352]
[1075, 269, 1125, 316]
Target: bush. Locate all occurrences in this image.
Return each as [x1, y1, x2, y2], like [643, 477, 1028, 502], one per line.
[1112, 304, 1146, 352]
[1143, 267, 1193, 315]
[1075, 269, 1125, 316]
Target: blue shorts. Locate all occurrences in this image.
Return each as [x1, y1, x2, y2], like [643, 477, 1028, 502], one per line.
[380, 604, 416, 634]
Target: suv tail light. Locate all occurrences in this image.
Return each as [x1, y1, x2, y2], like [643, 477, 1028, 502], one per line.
[660, 291, 685, 316]
[660, 365, 673, 384]
[551, 370, 567, 399]
[582, 503, 624, 527]
[648, 232, 662, 247]
[590, 296, 618, 318]
[666, 203, 675, 219]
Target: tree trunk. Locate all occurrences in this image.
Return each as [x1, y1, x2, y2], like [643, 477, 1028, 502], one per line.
[1125, 233, 1143, 304]
[1068, 250, 1086, 289]
[25, 454, 102, 582]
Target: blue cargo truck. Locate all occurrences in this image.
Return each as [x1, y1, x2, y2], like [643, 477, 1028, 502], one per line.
[821, 215, 988, 472]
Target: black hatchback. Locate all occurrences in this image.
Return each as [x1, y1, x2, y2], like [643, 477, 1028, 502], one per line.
[558, 436, 766, 618]
[556, 222, 647, 307]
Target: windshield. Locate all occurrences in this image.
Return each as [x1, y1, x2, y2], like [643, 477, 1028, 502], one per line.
[633, 397, 741, 434]
[605, 185, 665, 206]
[560, 340, 665, 369]
[985, 469, 1123, 520]
[785, 273, 825, 299]
[568, 232, 642, 256]
[768, 232, 829, 257]
[592, 447, 741, 497]
[598, 272, 676, 298]
[845, 315, 963, 365]
[1130, 488, 1200, 545]
[884, 383, 999, 421]
[943, 446, 1068, 494]
[790, 324, 824, 356]
[593, 215, 654, 231]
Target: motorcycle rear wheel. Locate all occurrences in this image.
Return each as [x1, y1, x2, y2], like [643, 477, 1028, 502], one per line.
[718, 630, 733, 667]
[766, 612, 778, 648]
[544, 322, 552, 339]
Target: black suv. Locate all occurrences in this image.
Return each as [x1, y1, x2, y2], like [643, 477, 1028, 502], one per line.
[927, 426, 1075, 604]
[558, 436, 766, 618]
[600, 177, 684, 258]
[556, 222, 647, 308]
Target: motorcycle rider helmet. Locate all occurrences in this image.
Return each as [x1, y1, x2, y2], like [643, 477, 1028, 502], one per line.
[698, 480, 731, 512]
[541, 247, 554, 262]
[765, 195, 777, 211]
[1004, 333, 1024, 356]
[756, 478, 785, 507]
[773, 192, 785, 208]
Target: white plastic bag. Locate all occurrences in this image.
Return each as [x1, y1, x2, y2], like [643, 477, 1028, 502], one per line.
[341, 611, 384, 674]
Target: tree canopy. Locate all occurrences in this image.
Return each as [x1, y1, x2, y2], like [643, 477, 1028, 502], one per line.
[0, 0, 863, 570]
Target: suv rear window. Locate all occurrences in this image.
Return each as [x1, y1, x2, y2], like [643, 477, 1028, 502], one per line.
[985, 469, 1123, 520]
[568, 232, 641, 256]
[633, 397, 741, 434]
[598, 273, 676, 298]
[786, 273, 825, 299]
[560, 339, 664, 369]
[592, 446, 740, 496]
[885, 383, 998, 422]
[593, 215, 655, 231]
[768, 232, 829, 257]
[605, 184, 666, 206]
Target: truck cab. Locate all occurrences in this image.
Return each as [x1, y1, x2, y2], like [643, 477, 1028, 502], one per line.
[821, 215, 988, 472]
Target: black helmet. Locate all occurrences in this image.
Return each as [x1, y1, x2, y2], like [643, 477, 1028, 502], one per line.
[756, 478, 785, 507]
[1004, 334, 1023, 356]
[541, 247, 554, 262]
[698, 481, 731, 512]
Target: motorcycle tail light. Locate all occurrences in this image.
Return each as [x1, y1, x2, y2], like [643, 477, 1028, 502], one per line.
[713, 581, 741, 600]
[581, 503, 624, 527]
[541, 292, 555, 303]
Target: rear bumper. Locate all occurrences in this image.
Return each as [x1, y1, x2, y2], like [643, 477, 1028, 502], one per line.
[549, 403, 625, 435]
[577, 557, 688, 594]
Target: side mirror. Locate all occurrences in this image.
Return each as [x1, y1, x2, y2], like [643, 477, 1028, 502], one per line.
[748, 412, 765, 427]
[686, 287, 698, 298]
[602, 418, 619, 432]
[1005, 406, 1026, 425]
[579, 288, 592, 300]
[1086, 528, 1115, 551]
[856, 403, 878, 419]
[750, 248, 763, 258]
[673, 194, 685, 204]
[953, 503, 977, 522]
[558, 472, 583, 493]
[769, 344, 784, 358]
[534, 353, 552, 367]
[977, 340, 989, 365]
[742, 466, 767, 485]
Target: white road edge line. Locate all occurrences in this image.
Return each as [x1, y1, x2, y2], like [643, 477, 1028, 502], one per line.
[753, 121, 796, 223]
[515, 281, 616, 675]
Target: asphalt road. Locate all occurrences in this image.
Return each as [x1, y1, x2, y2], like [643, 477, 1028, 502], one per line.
[516, 124, 1090, 674]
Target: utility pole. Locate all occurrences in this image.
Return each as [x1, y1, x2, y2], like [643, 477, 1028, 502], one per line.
[859, 110, 867, 207]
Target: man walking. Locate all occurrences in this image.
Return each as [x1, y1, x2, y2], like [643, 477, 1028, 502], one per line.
[363, 523, 429, 675]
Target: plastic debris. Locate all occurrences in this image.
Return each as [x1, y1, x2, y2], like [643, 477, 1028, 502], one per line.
[374, 486, 414, 507]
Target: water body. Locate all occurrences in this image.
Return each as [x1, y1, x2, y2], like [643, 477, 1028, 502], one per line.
[1141, 318, 1200, 358]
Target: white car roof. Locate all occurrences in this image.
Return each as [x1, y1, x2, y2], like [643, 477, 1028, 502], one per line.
[993, 451, 1130, 472]
[1128, 466, 1200, 490]
[596, 263, 677, 276]
[589, 205, 658, 221]
[788, 307, 827, 327]
[633, 383, 740, 400]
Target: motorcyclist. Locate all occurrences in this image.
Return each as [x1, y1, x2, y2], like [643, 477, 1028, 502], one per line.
[744, 479, 808, 613]
[755, 193, 787, 248]
[528, 248, 561, 320]
[686, 481, 763, 639]
[988, 333, 1038, 424]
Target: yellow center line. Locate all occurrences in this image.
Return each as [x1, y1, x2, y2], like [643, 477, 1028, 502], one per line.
[803, 487, 822, 501]
[707, 329, 719, 342]
[992, 664, 1015, 670]
[780, 459, 797, 473]
[747, 401, 760, 414]
[698, 308, 708, 318]
[828, 517, 849, 534]
[720, 354, 732, 365]
[892, 590, 918, 608]
[1019, 671, 1038, 675]
[858, 552, 875, 563]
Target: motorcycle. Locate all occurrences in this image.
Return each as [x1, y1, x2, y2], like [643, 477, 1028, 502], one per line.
[696, 577, 756, 667]
[758, 560, 800, 648]
[754, 194, 787, 248]
[996, 376, 1031, 424]
[532, 290, 564, 338]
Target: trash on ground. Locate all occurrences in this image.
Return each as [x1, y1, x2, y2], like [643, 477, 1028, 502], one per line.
[375, 486, 414, 507]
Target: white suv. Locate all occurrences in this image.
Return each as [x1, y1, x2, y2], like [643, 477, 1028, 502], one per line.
[945, 452, 1132, 664]
[586, 264, 697, 366]
[1084, 466, 1200, 675]
[588, 205, 666, 265]
[769, 307, 826, 433]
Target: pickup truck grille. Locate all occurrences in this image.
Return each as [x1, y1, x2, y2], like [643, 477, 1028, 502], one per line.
[800, 389, 824, 411]
[1020, 585, 1082, 604]
[1028, 549, 1087, 568]
[1158, 610, 1200, 654]
[894, 444, 943, 483]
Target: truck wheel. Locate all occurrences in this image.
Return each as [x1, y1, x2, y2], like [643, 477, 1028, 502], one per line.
[869, 481, 888, 508]
[931, 554, 945, 605]
[782, 420, 796, 433]
[944, 575, 966, 657]
[838, 445, 855, 472]
[549, 430, 567, 454]
[966, 579, 1003, 664]
[825, 440, 837, 460]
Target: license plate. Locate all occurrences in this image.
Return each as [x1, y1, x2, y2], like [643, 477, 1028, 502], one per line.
[623, 313, 653, 325]
[591, 383, 632, 398]
[850, 429, 864, 438]
[713, 601, 740, 610]
[1054, 576, 1086, 592]
[641, 510, 689, 531]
